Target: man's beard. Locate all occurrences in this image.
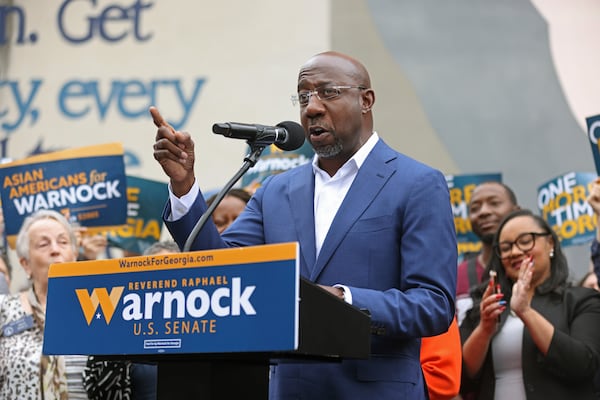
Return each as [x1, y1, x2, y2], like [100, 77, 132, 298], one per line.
[478, 232, 495, 245]
[313, 139, 343, 159]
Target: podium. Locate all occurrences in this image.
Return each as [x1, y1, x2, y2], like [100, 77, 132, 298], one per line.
[44, 243, 371, 399]
[147, 276, 370, 398]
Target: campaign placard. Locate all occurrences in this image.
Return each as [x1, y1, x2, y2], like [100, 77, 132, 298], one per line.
[106, 175, 168, 255]
[43, 242, 299, 356]
[0, 143, 127, 248]
[586, 114, 600, 175]
[241, 141, 314, 193]
[537, 172, 596, 247]
[446, 173, 502, 256]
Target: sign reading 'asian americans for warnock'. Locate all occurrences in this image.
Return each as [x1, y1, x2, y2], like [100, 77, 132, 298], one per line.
[0, 142, 127, 248]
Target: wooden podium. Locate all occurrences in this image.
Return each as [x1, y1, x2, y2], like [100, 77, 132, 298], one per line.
[43, 243, 371, 399]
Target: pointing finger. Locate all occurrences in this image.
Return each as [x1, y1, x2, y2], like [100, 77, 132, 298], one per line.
[149, 106, 175, 133]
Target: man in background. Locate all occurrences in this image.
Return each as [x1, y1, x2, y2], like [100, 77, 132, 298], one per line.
[455, 181, 519, 324]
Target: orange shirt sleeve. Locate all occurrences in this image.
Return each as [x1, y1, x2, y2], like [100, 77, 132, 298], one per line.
[420, 317, 462, 400]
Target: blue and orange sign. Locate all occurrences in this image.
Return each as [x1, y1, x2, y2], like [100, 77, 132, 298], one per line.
[106, 175, 168, 255]
[537, 172, 596, 247]
[0, 142, 127, 247]
[43, 242, 299, 355]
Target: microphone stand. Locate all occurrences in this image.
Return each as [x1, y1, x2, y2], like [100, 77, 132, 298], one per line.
[182, 141, 267, 252]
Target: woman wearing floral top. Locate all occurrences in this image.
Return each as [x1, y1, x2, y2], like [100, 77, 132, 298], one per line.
[0, 209, 87, 399]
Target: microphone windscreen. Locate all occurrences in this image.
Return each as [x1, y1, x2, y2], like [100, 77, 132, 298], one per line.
[276, 121, 305, 151]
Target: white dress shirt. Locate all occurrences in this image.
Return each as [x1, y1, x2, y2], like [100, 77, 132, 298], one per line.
[312, 132, 379, 257]
[167, 132, 381, 305]
[312, 133, 379, 304]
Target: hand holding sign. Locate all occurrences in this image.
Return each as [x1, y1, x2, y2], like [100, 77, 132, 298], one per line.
[587, 178, 600, 217]
[74, 226, 108, 260]
[149, 106, 196, 197]
[587, 178, 600, 244]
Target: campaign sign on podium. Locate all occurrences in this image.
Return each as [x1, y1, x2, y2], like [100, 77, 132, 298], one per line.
[43, 242, 299, 356]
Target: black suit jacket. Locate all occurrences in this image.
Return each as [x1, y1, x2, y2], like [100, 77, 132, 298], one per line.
[460, 286, 600, 400]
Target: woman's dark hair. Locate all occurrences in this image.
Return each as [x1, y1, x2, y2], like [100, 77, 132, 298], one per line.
[206, 188, 251, 207]
[472, 209, 569, 304]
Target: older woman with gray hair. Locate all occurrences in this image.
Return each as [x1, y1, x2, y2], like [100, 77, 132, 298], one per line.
[0, 209, 87, 399]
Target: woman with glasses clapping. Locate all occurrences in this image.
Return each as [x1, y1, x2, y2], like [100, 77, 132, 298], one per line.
[459, 209, 600, 400]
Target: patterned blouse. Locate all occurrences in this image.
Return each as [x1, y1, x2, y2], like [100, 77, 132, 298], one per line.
[0, 293, 87, 399]
[0, 293, 44, 399]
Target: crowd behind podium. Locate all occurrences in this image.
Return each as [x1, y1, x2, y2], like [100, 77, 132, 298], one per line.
[1, 173, 600, 400]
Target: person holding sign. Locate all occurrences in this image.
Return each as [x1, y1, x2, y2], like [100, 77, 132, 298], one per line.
[151, 51, 457, 399]
[0, 210, 87, 399]
[587, 179, 600, 287]
[460, 209, 600, 399]
[73, 225, 108, 261]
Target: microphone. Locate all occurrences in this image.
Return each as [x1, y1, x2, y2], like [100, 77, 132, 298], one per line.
[212, 121, 305, 151]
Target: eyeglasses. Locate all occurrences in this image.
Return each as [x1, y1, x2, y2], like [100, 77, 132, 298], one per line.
[291, 85, 366, 106]
[494, 232, 551, 258]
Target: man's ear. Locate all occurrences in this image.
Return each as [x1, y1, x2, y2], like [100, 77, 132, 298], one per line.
[361, 89, 375, 113]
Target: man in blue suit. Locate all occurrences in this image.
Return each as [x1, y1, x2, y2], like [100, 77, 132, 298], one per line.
[151, 51, 457, 399]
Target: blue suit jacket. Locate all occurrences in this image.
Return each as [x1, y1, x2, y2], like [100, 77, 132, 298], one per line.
[165, 139, 457, 399]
